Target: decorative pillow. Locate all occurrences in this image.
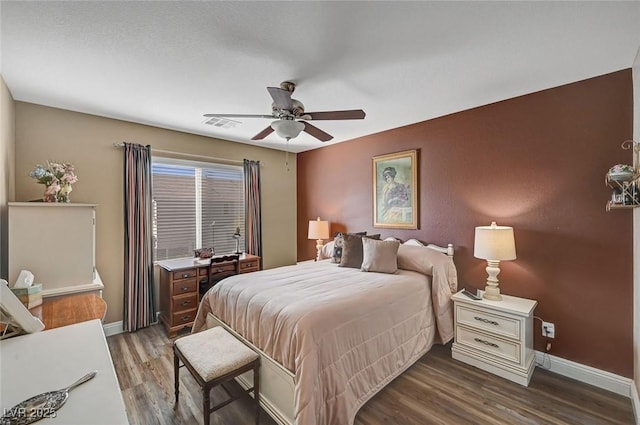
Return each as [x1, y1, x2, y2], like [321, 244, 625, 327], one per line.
[331, 232, 366, 263]
[361, 238, 400, 273]
[339, 234, 381, 268]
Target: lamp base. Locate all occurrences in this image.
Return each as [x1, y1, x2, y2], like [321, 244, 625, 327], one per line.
[315, 239, 324, 262]
[482, 285, 502, 301]
[482, 260, 503, 301]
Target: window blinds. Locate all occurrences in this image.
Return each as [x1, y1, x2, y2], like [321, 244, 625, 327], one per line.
[152, 160, 245, 261]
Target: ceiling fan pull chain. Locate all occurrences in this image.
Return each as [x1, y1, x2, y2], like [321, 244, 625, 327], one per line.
[285, 139, 290, 172]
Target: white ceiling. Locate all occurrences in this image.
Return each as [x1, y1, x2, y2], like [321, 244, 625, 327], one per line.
[2, 1, 640, 153]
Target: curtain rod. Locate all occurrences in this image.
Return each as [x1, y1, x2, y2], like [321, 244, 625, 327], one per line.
[113, 142, 252, 166]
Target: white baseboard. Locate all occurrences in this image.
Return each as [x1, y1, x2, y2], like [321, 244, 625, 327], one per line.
[535, 351, 633, 397]
[103, 320, 124, 337]
[102, 312, 160, 337]
[631, 382, 640, 424]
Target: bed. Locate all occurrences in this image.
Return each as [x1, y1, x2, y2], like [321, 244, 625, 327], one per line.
[192, 238, 458, 425]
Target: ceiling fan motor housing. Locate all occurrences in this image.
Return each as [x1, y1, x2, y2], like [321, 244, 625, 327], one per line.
[272, 99, 304, 117]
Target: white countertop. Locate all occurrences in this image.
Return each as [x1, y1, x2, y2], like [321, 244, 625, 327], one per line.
[0, 319, 129, 424]
[156, 253, 252, 271]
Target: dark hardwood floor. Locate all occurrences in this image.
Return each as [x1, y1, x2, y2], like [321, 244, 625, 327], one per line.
[107, 324, 634, 425]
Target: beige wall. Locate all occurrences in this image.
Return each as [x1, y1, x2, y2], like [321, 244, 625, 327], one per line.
[14, 102, 297, 324]
[0, 74, 16, 280]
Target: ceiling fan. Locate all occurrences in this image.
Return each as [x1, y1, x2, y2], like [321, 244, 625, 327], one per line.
[203, 81, 366, 142]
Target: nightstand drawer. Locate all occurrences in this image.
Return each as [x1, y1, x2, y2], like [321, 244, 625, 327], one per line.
[457, 304, 520, 339]
[172, 293, 198, 312]
[457, 326, 521, 364]
[172, 279, 197, 296]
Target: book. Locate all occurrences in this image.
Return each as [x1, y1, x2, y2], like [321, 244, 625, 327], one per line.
[10, 283, 43, 296]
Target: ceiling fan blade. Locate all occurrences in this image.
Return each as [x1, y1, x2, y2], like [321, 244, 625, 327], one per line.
[203, 113, 273, 119]
[251, 126, 274, 140]
[267, 87, 294, 111]
[303, 122, 333, 142]
[302, 109, 366, 120]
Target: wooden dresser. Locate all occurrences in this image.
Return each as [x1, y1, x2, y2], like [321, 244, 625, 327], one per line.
[157, 253, 260, 337]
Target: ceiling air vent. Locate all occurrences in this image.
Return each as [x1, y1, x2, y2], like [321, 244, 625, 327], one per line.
[203, 116, 241, 129]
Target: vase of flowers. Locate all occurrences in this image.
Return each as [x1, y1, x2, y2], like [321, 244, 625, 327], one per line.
[29, 161, 78, 202]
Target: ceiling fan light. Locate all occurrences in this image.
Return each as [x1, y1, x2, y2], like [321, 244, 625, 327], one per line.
[271, 120, 305, 140]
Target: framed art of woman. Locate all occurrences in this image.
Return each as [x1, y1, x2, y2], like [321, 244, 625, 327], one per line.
[372, 149, 418, 229]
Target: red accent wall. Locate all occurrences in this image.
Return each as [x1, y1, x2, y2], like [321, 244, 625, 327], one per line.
[297, 70, 634, 377]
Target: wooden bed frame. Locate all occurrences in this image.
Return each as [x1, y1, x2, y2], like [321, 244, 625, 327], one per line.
[204, 240, 454, 425]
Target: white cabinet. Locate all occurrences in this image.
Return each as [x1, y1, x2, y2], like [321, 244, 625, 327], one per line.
[451, 291, 537, 386]
[8, 203, 103, 297]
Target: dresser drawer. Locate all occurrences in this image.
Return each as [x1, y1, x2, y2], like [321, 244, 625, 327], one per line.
[239, 260, 259, 273]
[457, 304, 520, 340]
[172, 293, 198, 312]
[172, 279, 197, 296]
[210, 262, 236, 275]
[172, 309, 197, 326]
[456, 326, 521, 364]
[173, 268, 197, 280]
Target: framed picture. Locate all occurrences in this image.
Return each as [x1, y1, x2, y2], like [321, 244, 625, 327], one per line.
[372, 149, 418, 229]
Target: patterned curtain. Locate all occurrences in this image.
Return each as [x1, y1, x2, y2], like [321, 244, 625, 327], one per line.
[123, 143, 156, 332]
[243, 159, 262, 267]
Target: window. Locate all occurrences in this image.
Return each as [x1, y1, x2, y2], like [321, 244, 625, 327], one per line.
[152, 158, 245, 261]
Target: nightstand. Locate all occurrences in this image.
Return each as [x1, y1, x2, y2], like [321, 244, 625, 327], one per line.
[451, 290, 537, 386]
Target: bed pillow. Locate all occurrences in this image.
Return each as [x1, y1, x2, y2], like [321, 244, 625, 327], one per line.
[383, 236, 402, 243]
[397, 244, 458, 292]
[397, 244, 440, 274]
[319, 240, 335, 260]
[361, 238, 400, 273]
[339, 234, 381, 268]
[332, 232, 367, 263]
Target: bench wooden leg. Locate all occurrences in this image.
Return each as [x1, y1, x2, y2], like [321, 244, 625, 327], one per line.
[173, 346, 179, 403]
[204, 386, 211, 425]
[254, 361, 260, 425]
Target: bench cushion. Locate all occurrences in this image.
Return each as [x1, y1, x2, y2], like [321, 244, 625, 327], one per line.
[175, 326, 258, 381]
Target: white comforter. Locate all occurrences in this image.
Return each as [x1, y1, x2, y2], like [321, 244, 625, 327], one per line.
[193, 259, 455, 425]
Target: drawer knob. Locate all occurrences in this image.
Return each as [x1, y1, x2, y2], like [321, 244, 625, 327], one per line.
[218, 268, 224, 273]
[181, 301, 191, 306]
[181, 286, 189, 291]
[182, 273, 190, 278]
[474, 337, 499, 348]
[246, 263, 253, 267]
[474, 316, 499, 326]
[181, 316, 190, 322]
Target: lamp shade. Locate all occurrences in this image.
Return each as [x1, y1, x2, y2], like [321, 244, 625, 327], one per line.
[271, 120, 305, 140]
[308, 217, 330, 240]
[474, 222, 516, 261]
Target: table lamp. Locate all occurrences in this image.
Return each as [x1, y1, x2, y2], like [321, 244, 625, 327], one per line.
[474, 221, 517, 301]
[308, 217, 330, 262]
[232, 227, 242, 254]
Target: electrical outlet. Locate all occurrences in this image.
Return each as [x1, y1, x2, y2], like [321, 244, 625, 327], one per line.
[542, 321, 555, 339]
